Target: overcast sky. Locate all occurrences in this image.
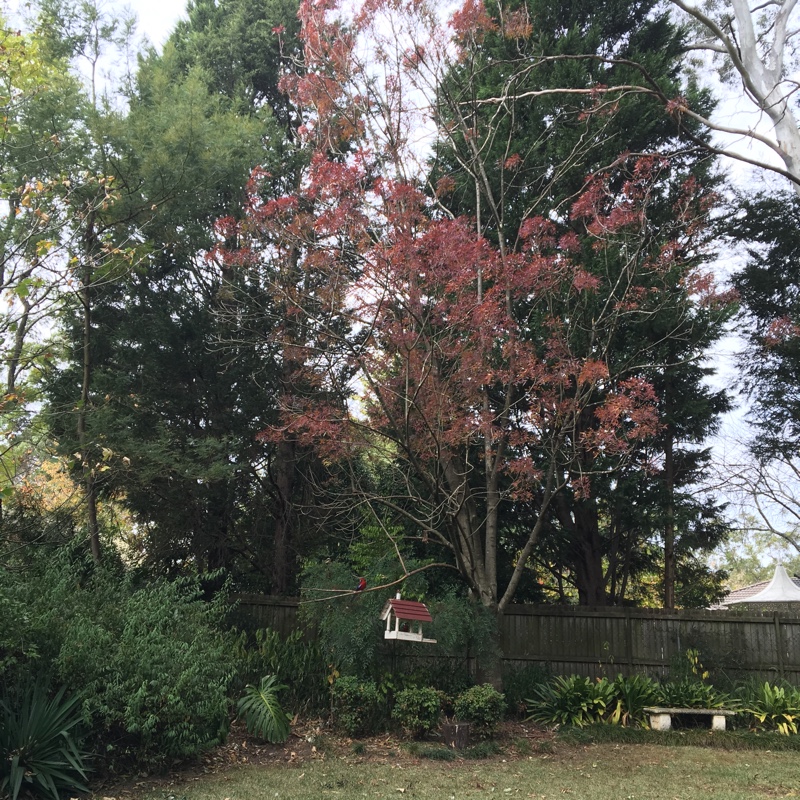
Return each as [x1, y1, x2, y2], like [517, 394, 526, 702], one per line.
[6, 0, 188, 50]
[128, 0, 187, 48]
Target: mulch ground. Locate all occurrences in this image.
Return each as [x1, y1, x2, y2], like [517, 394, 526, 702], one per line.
[93, 719, 557, 799]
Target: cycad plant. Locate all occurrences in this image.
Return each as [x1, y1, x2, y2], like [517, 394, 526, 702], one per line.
[236, 675, 292, 744]
[0, 685, 90, 800]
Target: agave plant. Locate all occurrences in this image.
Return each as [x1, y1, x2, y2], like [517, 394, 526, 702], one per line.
[0, 685, 90, 800]
[236, 675, 292, 743]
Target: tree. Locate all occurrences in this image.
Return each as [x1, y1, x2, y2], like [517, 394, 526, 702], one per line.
[37, 0, 338, 590]
[732, 192, 800, 452]
[0, 16, 111, 554]
[38, 0, 284, 575]
[219, 0, 732, 621]
[427, 0, 733, 606]
[668, 0, 800, 193]
[713, 520, 800, 588]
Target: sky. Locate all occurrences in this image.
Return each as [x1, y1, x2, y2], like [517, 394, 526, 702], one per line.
[127, 0, 187, 49]
[5, 0, 187, 50]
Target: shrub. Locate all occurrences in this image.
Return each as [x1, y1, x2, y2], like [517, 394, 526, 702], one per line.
[454, 684, 505, 738]
[0, 549, 239, 772]
[0, 685, 89, 800]
[503, 663, 551, 717]
[527, 675, 615, 728]
[47, 567, 237, 770]
[234, 627, 328, 714]
[0, 569, 42, 691]
[392, 686, 444, 738]
[737, 680, 800, 735]
[331, 676, 385, 737]
[299, 560, 419, 680]
[237, 675, 292, 743]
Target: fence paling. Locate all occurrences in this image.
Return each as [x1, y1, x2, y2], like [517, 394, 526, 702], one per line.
[232, 595, 800, 681]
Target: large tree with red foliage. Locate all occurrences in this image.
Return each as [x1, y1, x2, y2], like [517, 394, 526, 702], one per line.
[216, 0, 726, 613]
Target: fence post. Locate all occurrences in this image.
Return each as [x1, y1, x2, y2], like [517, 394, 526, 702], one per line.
[774, 613, 785, 679]
[625, 612, 634, 671]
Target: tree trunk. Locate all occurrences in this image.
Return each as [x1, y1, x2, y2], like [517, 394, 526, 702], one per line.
[473, 606, 504, 689]
[574, 499, 606, 606]
[79, 212, 101, 564]
[663, 430, 676, 609]
[555, 493, 606, 606]
[271, 436, 297, 595]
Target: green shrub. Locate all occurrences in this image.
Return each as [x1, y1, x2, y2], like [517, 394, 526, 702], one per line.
[0, 685, 89, 800]
[234, 627, 328, 714]
[453, 684, 505, 738]
[0, 548, 240, 773]
[237, 675, 292, 743]
[503, 663, 551, 717]
[737, 680, 800, 735]
[0, 569, 42, 690]
[331, 676, 385, 737]
[527, 675, 615, 728]
[392, 686, 443, 738]
[299, 560, 413, 680]
[656, 647, 729, 714]
[33, 564, 237, 770]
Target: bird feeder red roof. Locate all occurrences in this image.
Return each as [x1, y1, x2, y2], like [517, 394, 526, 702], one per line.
[385, 599, 432, 622]
[380, 598, 436, 643]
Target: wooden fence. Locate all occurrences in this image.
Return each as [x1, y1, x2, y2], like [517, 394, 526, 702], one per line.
[232, 595, 800, 683]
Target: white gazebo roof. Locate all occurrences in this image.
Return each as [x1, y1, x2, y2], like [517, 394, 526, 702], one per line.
[728, 564, 800, 604]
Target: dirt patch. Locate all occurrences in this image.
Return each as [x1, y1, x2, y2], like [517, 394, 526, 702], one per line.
[93, 719, 557, 798]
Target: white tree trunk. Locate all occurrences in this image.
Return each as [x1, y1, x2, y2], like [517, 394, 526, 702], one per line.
[673, 0, 800, 194]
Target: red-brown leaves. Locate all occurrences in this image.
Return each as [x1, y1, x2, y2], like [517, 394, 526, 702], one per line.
[503, 8, 533, 40]
[763, 316, 800, 347]
[583, 378, 660, 457]
[449, 0, 497, 44]
[213, 0, 721, 521]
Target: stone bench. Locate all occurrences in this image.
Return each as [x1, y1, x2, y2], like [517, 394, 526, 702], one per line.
[644, 706, 736, 732]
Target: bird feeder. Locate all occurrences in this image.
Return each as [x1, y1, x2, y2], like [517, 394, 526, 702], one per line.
[381, 595, 436, 643]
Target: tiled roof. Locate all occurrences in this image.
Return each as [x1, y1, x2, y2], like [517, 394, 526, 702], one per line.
[382, 599, 433, 622]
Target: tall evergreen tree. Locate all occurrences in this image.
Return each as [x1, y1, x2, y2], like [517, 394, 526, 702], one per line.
[431, 0, 732, 605]
[732, 191, 800, 458]
[40, 0, 326, 589]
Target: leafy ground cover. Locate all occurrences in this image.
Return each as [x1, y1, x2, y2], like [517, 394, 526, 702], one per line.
[94, 721, 800, 800]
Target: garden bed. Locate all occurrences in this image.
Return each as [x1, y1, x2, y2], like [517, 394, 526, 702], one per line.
[93, 719, 556, 798]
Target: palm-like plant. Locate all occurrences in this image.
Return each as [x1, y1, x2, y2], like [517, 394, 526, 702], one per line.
[0, 685, 90, 800]
[236, 675, 292, 743]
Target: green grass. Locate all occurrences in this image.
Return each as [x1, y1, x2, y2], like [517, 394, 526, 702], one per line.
[141, 743, 800, 800]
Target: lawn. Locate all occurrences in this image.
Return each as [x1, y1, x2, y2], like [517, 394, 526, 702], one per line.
[141, 742, 800, 800]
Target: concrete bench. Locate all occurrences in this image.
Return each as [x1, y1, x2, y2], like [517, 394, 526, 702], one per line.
[644, 706, 736, 732]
